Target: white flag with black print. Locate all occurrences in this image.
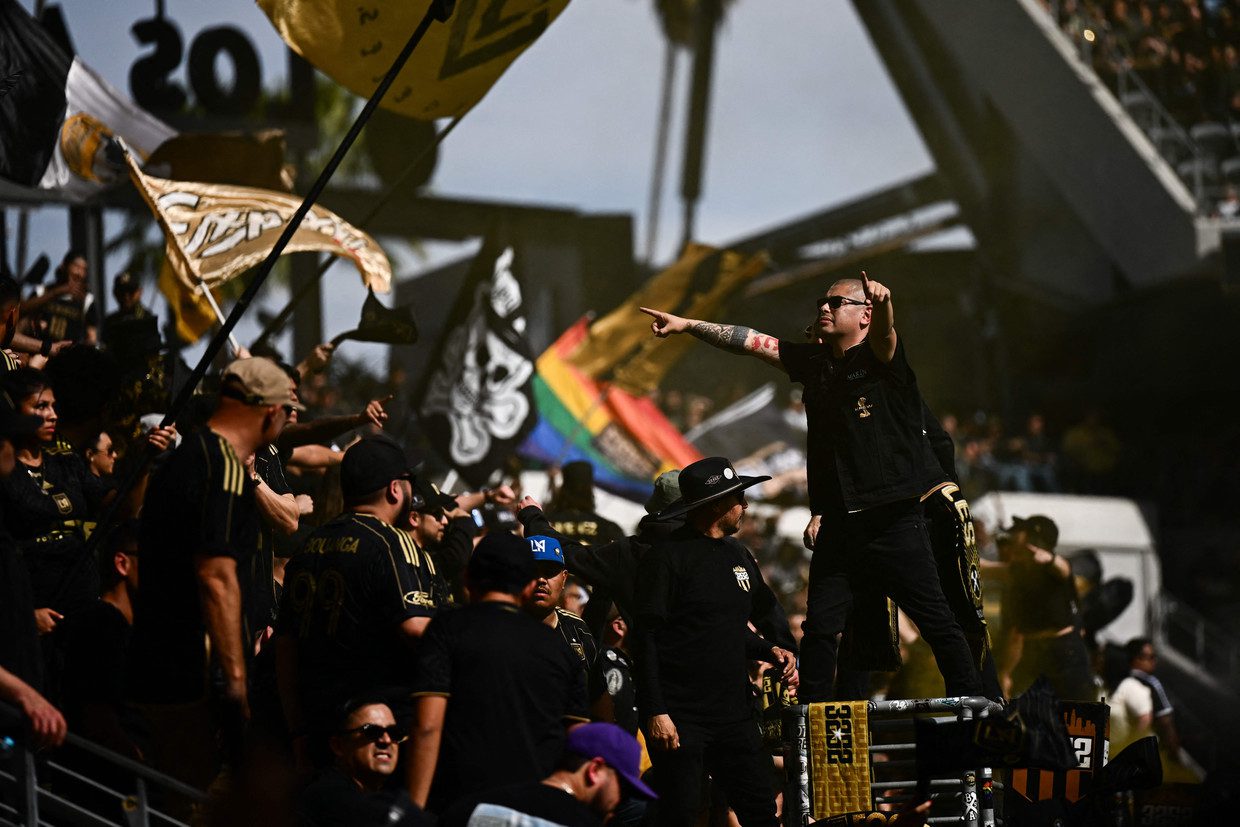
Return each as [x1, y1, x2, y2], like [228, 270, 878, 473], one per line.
[0, 0, 175, 202]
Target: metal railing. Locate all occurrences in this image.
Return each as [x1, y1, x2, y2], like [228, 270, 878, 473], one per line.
[1041, 0, 1218, 211]
[1154, 593, 1240, 691]
[782, 696, 1002, 827]
[0, 703, 206, 827]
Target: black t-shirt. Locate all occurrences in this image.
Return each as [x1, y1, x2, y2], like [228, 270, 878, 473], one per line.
[277, 513, 438, 722]
[59, 599, 145, 752]
[437, 782, 603, 827]
[1003, 560, 1081, 634]
[130, 429, 259, 703]
[635, 527, 782, 725]
[39, 290, 90, 342]
[589, 646, 638, 735]
[0, 445, 111, 612]
[298, 768, 431, 827]
[778, 338, 945, 515]
[412, 601, 589, 810]
[250, 443, 293, 635]
[553, 608, 598, 672]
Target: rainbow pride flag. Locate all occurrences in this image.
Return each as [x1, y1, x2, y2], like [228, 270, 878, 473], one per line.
[519, 319, 701, 501]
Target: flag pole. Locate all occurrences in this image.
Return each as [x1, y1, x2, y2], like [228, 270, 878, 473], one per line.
[250, 113, 464, 351]
[87, 0, 457, 551]
[197, 281, 244, 357]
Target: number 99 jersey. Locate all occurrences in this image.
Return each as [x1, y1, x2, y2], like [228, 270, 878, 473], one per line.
[276, 512, 439, 719]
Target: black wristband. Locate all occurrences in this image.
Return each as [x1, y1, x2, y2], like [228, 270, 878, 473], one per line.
[39, 339, 53, 357]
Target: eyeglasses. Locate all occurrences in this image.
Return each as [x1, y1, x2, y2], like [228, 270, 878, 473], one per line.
[816, 295, 868, 310]
[92, 444, 117, 456]
[342, 723, 407, 744]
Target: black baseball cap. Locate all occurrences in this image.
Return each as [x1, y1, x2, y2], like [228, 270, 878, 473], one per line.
[413, 476, 457, 513]
[340, 437, 422, 501]
[1006, 515, 1059, 551]
[467, 532, 536, 593]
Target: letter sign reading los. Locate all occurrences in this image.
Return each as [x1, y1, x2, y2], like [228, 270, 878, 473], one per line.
[129, 15, 261, 117]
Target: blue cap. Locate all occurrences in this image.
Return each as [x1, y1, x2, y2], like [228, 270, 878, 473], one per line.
[527, 535, 565, 566]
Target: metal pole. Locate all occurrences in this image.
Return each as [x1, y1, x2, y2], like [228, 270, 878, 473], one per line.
[85, 0, 457, 554]
[678, 0, 721, 250]
[196, 280, 243, 356]
[960, 704, 980, 827]
[644, 41, 679, 264]
[783, 704, 810, 827]
[22, 746, 38, 827]
[250, 114, 464, 351]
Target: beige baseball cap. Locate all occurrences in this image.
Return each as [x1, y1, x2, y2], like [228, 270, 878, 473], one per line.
[221, 357, 305, 412]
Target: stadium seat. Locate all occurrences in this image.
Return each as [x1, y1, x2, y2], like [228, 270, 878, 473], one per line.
[1176, 157, 1220, 195]
[1120, 91, 1157, 129]
[1148, 126, 1192, 166]
[1189, 121, 1234, 162]
[1220, 156, 1240, 186]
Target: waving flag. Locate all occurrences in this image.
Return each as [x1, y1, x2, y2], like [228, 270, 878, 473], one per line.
[0, 0, 174, 201]
[520, 319, 701, 502]
[569, 243, 767, 395]
[417, 235, 536, 487]
[258, 0, 571, 121]
[123, 149, 391, 297]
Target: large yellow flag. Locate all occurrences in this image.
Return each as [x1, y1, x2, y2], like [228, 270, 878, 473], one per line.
[257, 0, 571, 121]
[123, 149, 391, 298]
[569, 243, 767, 395]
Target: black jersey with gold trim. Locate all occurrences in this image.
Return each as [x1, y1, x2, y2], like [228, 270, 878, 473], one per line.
[278, 512, 439, 719]
[553, 607, 597, 672]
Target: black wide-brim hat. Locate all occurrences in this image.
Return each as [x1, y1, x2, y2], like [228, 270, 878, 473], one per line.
[657, 456, 770, 520]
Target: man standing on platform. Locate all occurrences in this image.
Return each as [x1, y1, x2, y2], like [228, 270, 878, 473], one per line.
[640, 273, 982, 703]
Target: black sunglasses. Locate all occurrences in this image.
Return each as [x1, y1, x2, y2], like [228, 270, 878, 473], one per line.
[342, 723, 407, 744]
[816, 295, 868, 310]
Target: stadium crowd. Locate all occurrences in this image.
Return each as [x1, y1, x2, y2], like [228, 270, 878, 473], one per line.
[0, 252, 1210, 825]
[1047, 0, 1240, 126]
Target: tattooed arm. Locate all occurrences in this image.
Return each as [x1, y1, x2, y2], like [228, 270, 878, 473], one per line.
[639, 307, 784, 369]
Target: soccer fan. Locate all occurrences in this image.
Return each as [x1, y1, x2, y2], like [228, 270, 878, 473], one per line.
[275, 436, 439, 759]
[634, 456, 797, 827]
[524, 534, 598, 672]
[407, 532, 589, 811]
[437, 723, 657, 827]
[129, 357, 295, 790]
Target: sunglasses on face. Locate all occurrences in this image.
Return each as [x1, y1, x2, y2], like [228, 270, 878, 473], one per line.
[342, 723, 407, 744]
[816, 295, 868, 310]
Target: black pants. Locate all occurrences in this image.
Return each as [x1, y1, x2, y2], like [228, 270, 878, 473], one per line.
[647, 716, 777, 827]
[801, 498, 983, 702]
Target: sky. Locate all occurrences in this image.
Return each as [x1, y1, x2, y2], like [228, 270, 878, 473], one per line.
[12, 0, 934, 367]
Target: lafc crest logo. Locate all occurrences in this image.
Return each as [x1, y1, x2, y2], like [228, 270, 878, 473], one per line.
[855, 397, 873, 419]
[52, 492, 72, 515]
[733, 566, 751, 592]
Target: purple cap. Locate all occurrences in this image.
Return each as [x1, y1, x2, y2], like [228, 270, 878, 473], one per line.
[564, 722, 657, 800]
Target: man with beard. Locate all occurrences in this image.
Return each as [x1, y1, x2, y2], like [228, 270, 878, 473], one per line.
[635, 456, 797, 826]
[275, 437, 440, 760]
